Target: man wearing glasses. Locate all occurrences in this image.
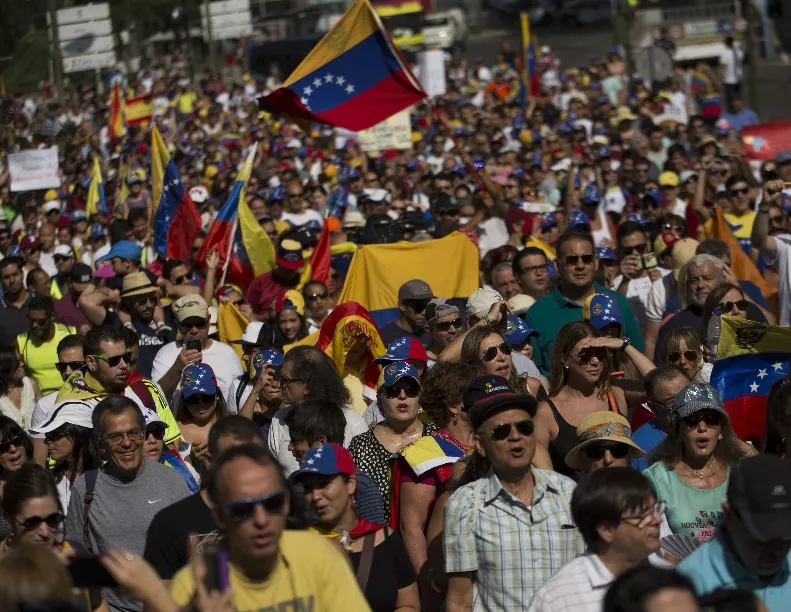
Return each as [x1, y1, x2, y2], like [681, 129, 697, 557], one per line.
[64, 395, 191, 612]
[379, 279, 434, 347]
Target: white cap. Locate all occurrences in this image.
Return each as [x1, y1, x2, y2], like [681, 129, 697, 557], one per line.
[54, 244, 75, 257]
[34, 402, 92, 434]
[342, 210, 366, 228]
[189, 185, 209, 204]
[604, 187, 627, 214]
[142, 407, 166, 430]
[44, 202, 61, 214]
[362, 188, 390, 203]
[507, 294, 536, 316]
[231, 322, 266, 345]
[467, 288, 504, 319]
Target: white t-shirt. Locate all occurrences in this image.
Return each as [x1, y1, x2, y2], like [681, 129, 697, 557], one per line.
[765, 235, 791, 326]
[719, 47, 744, 85]
[645, 273, 677, 323]
[151, 340, 244, 404]
[227, 375, 252, 414]
[281, 209, 323, 227]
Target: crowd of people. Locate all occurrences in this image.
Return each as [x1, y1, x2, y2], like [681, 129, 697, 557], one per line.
[0, 27, 789, 612]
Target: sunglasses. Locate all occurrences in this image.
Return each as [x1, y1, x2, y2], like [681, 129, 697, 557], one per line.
[718, 299, 748, 313]
[225, 490, 288, 522]
[133, 295, 157, 306]
[55, 360, 85, 374]
[667, 350, 698, 364]
[584, 441, 631, 460]
[17, 512, 65, 532]
[306, 292, 328, 301]
[482, 343, 512, 362]
[621, 244, 648, 256]
[54, 255, 72, 263]
[404, 299, 430, 313]
[434, 317, 463, 332]
[662, 223, 686, 233]
[180, 318, 208, 330]
[563, 254, 595, 267]
[490, 419, 534, 441]
[730, 187, 749, 196]
[92, 352, 132, 367]
[708, 169, 727, 176]
[681, 411, 723, 429]
[575, 346, 608, 364]
[146, 428, 166, 441]
[173, 272, 194, 285]
[0, 435, 23, 454]
[384, 379, 420, 399]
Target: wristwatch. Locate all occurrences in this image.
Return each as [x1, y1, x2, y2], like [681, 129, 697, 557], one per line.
[618, 337, 631, 352]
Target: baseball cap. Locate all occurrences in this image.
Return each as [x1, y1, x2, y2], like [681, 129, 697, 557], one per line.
[181, 363, 218, 399]
[172, 295, 209, 322]
[142, 406, 167, 431]
[189, 186, 209, 204]
[728, 454, 791, 543]
[595, 246, 617, 262]
[679, 170, 697, 184]
[54, 245, 74, 258]
[776, 150, 791, 165]
[673, 383, 725, 420]
[44, 189, 59, 202]
[373, 337, 429, 366]
[654, 231, 680, 256]
[121, 271, 157, 298]
[658, 171, 680, 187]
[291, 443, 356, 481]
[89, 224, 106, 240]
[604, 187, 627, 214]
[505, 315, 539, 345]
[70, 210, 87, 222]
[507, 294, 535, 317]
[97, 240, 142, 262]
[642, 189, 663, 207]
[568, 209, 591, 230]
[672, 238, 699, 280]
[398, 279, 434, 302]
[69, 263, 93, 284]
[33, 401, 93, 434]
[20, 236, 41, 250]
[539, 212, 558, 230]
[268, 186, 285, 202]
[582, 184, 602, 206]
[380, 361, 420, 389]
[583, 293, 623, 328]
[435, 194, 459, 214]
[425, 300, 460, 324]
[249, 349, 284, 378]
[275, 239, 304, 271]
[622, 212, 649, 227]
[462, 375, 538, 429]
[43, 201, 61, 214]
[467, 288, 504, 319]
[230, 322, 284, 349]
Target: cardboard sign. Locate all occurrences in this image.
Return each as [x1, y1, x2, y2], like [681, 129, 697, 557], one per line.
[357, 110, 412, 153]
[8, 148, 61, 192]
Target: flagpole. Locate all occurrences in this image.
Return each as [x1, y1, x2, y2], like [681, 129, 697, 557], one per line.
[220, 143, 258, 286]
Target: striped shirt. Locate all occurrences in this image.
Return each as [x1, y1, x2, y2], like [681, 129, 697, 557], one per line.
[444, 467, 584, 611]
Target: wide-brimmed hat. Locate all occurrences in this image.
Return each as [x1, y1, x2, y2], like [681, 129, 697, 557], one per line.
[565, 412, 645, 470]
[121, 272, 158, 298]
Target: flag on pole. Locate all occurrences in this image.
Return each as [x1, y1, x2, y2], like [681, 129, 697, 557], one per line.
[520, 13, 540, 102]
[125, 94, 153, 126]
[108, 82, 125, 141]
[309, 219, 332, 285]
[151, 125, 201, 261]
[257, 0, 426, 131]
[85, 156, 106, 218]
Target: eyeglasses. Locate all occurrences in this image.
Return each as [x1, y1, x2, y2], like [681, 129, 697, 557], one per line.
[55, 360, 85, 374]
[104, 427, 144, 446]
[519, 264, 548, 275]
[574, 346, 608, 364]
[173, 272, 194, 285]
[146, 429, 166, 441]
[667, 350, 698, 364]
[280, 375, 304, 390]
[621, 501, 667, 527]
[621, 244, 648, 256]
[92, 352, 132, 367]
[730, 187, 749, 196]
[434, 317, 463, 332]
[306, 292, 328, 301]
[718, 299, 748, 313]
[584, 441, 631, 460]
[681, 411, 723, 429]
[53, 255, 72, 263]
[482, 343, 512, 362]
[384, 379, 420, 399]
[563, 254, 595, 267]
[0, 435, 23, 454]
[225, 490, 288, 522]
[490, 419, 534, 441]
[16, 512, 65, 532]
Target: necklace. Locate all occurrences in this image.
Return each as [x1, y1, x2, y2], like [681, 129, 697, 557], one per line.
[684, 456, 716, 481]
[381, 422, 422, 450]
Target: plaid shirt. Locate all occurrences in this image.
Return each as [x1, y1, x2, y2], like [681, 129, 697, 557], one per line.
[444, 467, 585, 611]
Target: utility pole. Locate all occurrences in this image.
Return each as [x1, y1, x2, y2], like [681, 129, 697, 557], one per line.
[48, 0, 65, 109]
[204, 0, 217, 76]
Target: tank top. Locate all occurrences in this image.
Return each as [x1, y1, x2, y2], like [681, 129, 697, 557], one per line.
[591, 209, 613, 247]
[546, 391, 617, 479]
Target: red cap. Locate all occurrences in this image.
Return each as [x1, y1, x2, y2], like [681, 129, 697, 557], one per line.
[20, 236, 41, 250]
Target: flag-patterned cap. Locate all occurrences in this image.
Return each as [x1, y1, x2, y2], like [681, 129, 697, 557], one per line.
[583, 293, 623, 328]
[373, 337, 429, 366]
[381, 361, 420, 389]
[276, 239, 304, 271]
[249, 349, 284, 378]
[291, 443, 356, 481]
[181, 363, 218, 399]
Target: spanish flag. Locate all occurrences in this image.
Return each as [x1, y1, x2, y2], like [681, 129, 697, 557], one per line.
[108, 82, 125, 141]
[125, 94, 153, 126]
[258, 0, 426, 130]
[85, 156, 106, 218]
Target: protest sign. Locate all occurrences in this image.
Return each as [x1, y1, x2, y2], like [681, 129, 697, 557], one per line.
[357, 110, 412, 153]
[8, 148, 61, 191]
[417, 49, 446, 98]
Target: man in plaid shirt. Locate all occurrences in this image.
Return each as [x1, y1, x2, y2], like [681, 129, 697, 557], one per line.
[444, 375, 584, 611]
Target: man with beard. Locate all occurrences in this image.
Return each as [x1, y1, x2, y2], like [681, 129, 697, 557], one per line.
[380, 279, 434, 346]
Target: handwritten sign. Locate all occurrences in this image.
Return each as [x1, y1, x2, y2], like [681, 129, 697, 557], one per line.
[8, 148, 61, 192]
[357, 110, 412, 153]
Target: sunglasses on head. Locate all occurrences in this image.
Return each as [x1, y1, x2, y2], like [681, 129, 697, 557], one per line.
[584, 441, 631, 460]
[730, 187, 749, 196]
[667, 350, 698, 364]
[681, 410, 723, 429]
[384, 379, 420, 399]
[92, 352, 132, 367]
[575, 346, 607, 364]
[482, 342, 512, 362]
[306, 292, 328, 301]
[563, 254, 595, 267]
[0, 435, 23, 454]
[434, 317, 463, 332]
[490, 419, 534, 441]
[621, 244, 648, 256]
[718, 299, 748, 313]
[55, 360, 85, 374]
[225, 490, 288, 522]
[17, 512, 64, 532]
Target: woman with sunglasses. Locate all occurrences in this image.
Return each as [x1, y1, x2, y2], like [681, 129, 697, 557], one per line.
[644, 383, 749, 542]
[0, 345, 39, 430]
[460, 326, 541, 397]
[659, 326, 709, 383]
[701, 282, 749, 340]
[534, 321, 628, 478]
[349, 362, 438, 525]
[0, 416, 33, 542]
[564, 411, 646, 475]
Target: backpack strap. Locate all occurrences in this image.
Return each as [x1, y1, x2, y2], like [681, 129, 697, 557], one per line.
[355, 532, 376, 592]
[235, 374, 251, 411]
[82, 470, 99, 555]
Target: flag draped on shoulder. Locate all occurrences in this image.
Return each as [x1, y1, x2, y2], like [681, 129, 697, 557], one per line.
[151, 125, 201, 261]
[257, 0, 426, 131]
[86, 156, 106, 218]
[108, 81, 125, 141]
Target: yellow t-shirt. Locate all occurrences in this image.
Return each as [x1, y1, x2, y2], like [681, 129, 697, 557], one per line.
[177, 92, 198, 114]
[169, 531, 371, 612]
[18, 323, 76, 394]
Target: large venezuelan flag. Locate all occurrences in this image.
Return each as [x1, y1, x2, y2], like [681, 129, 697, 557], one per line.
[258, 0, 426, 131]
[710, 317, 791, 445]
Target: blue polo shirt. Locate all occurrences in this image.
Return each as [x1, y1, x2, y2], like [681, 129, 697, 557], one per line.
[678, 530, 791, 611]
[631, 418, 667, 472]
[524, 282, 646, 376]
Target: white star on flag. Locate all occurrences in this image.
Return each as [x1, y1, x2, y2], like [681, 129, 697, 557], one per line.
[750, 381, 760, 393]
[325, 73, 334, 82]
[336, 76, 346, 85]
[773, 362, 785, 371]
[345, 84, 355, 94]
[313, 78, 322, 88]
[306, 459, 314, 465]
[303, 85, 313, 96]
[758, 368, 768, 379]
[300, 97, 308, 105]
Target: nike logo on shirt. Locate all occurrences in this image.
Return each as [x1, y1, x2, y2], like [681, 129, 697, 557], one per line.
[148, 499, 161, 504]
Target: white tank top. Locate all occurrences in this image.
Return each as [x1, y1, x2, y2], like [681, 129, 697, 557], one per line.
[591, 208, 613, 247]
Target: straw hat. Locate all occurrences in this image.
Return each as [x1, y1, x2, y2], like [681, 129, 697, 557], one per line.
[564, 412, 645, 471]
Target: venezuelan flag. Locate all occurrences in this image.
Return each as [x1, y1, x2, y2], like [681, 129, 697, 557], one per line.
[258, 0, 426, 131]
[108, 82, 125, 141]
[690, 70, 710, 95]
[125, 94, 153, 126]
[699, 93, 722, 119]
[86, 156, 106, 218]
[520, 14, 540, 102]
[710, 317, 791, 444]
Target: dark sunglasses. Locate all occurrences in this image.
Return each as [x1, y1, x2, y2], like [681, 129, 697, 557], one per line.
[404, 299, 430, 313]
[681, 411, 723, 429]
[53, 255, 72, 263]
[621, 244, 648, 256]
[133, 295, 157, 306]
[575, 346, 608, 364]
[55, 360, 85, 374]
[306, 292, 328, 301]
[482, 343, 512, 362]
[17, 512, 64, 532]
[563, 254, 595, 267]
[490, 419, 534, 441]
[92, 352, 133, 367]
[146, 428, 166, 441]
[667, 350, 698, 364]
[708, 169, 727, 177]
[173, 272, 194, 285]
[384, 379, 420, 399]
[225, 490, 288, 522]
[584, 441, 631, 460]
[434, 317, 463, 332]
[729, 187, 749, 196]
[718, 299, 748, 313]
[0, 435, 24, 454]
[662, 223, 686, 233]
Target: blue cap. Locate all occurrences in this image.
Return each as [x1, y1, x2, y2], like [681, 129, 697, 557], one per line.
[584, 293, 623, 329]
[643, 189, 663, 207]
[451, 164, 466, 176]
[597, 147, 611, 159]
[622, 212, 649, 227]
[381, 361, 420, 389]
[633, 75, 644, 84]
[595, 246, 617, 261]
[347, 168, 361, 180]
[568, 209, 591, 229]
[7, 245, 21, 257]
[530, 152, 543, 167]
[582, 184, 602, 206]
[180, 363, 218, 399]
[373, 337, 428, 366]
[304, 219, 322, 233]
[80, 177, 92, 189]
[505, 315, 539, 345]
[406, 160, 420, 172]
[70, 210, 87, 222]
[539, 212, 558, 229]
[89, 223, 106, 240]
[97, 240, 141, 262]
[291, 443, 356, 480]
[780, 193, 791, 213]
[249, 349, 284, 378]
[268, 186, 285, 203]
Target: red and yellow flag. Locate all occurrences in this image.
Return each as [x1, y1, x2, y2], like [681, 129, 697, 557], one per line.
[108, 82, 125, 141]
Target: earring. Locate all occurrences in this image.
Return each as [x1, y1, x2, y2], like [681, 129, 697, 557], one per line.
[718, 434, 723, 440]
[452, 416, 458, 426]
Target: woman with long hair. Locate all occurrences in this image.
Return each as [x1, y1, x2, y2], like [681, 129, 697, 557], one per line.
[701, 282, 749, 340]
[533, 321, 628, 478]
[763, 377, 791, 456]
[276, 304, 309, 345]
[659, 326, 709, 383]
[460, 325, 541, 396]
[645, 383, 752, 542]
[0, 344, 40, 430]
[0, 416, 33, 542]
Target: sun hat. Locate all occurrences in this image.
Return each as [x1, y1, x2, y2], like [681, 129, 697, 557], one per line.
[121, 272, 158, 298]
[564, 412, 645, 470]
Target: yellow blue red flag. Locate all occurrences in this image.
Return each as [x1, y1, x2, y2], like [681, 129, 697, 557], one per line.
[258, 0, 426, 131]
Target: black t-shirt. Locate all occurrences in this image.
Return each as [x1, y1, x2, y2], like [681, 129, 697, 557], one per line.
[0, 295, 32, 347]
[103, 310, 175, 378]
[143, 492, 217, 579]
[379, 321, 430, 348]
[349, 530, 416, 612]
